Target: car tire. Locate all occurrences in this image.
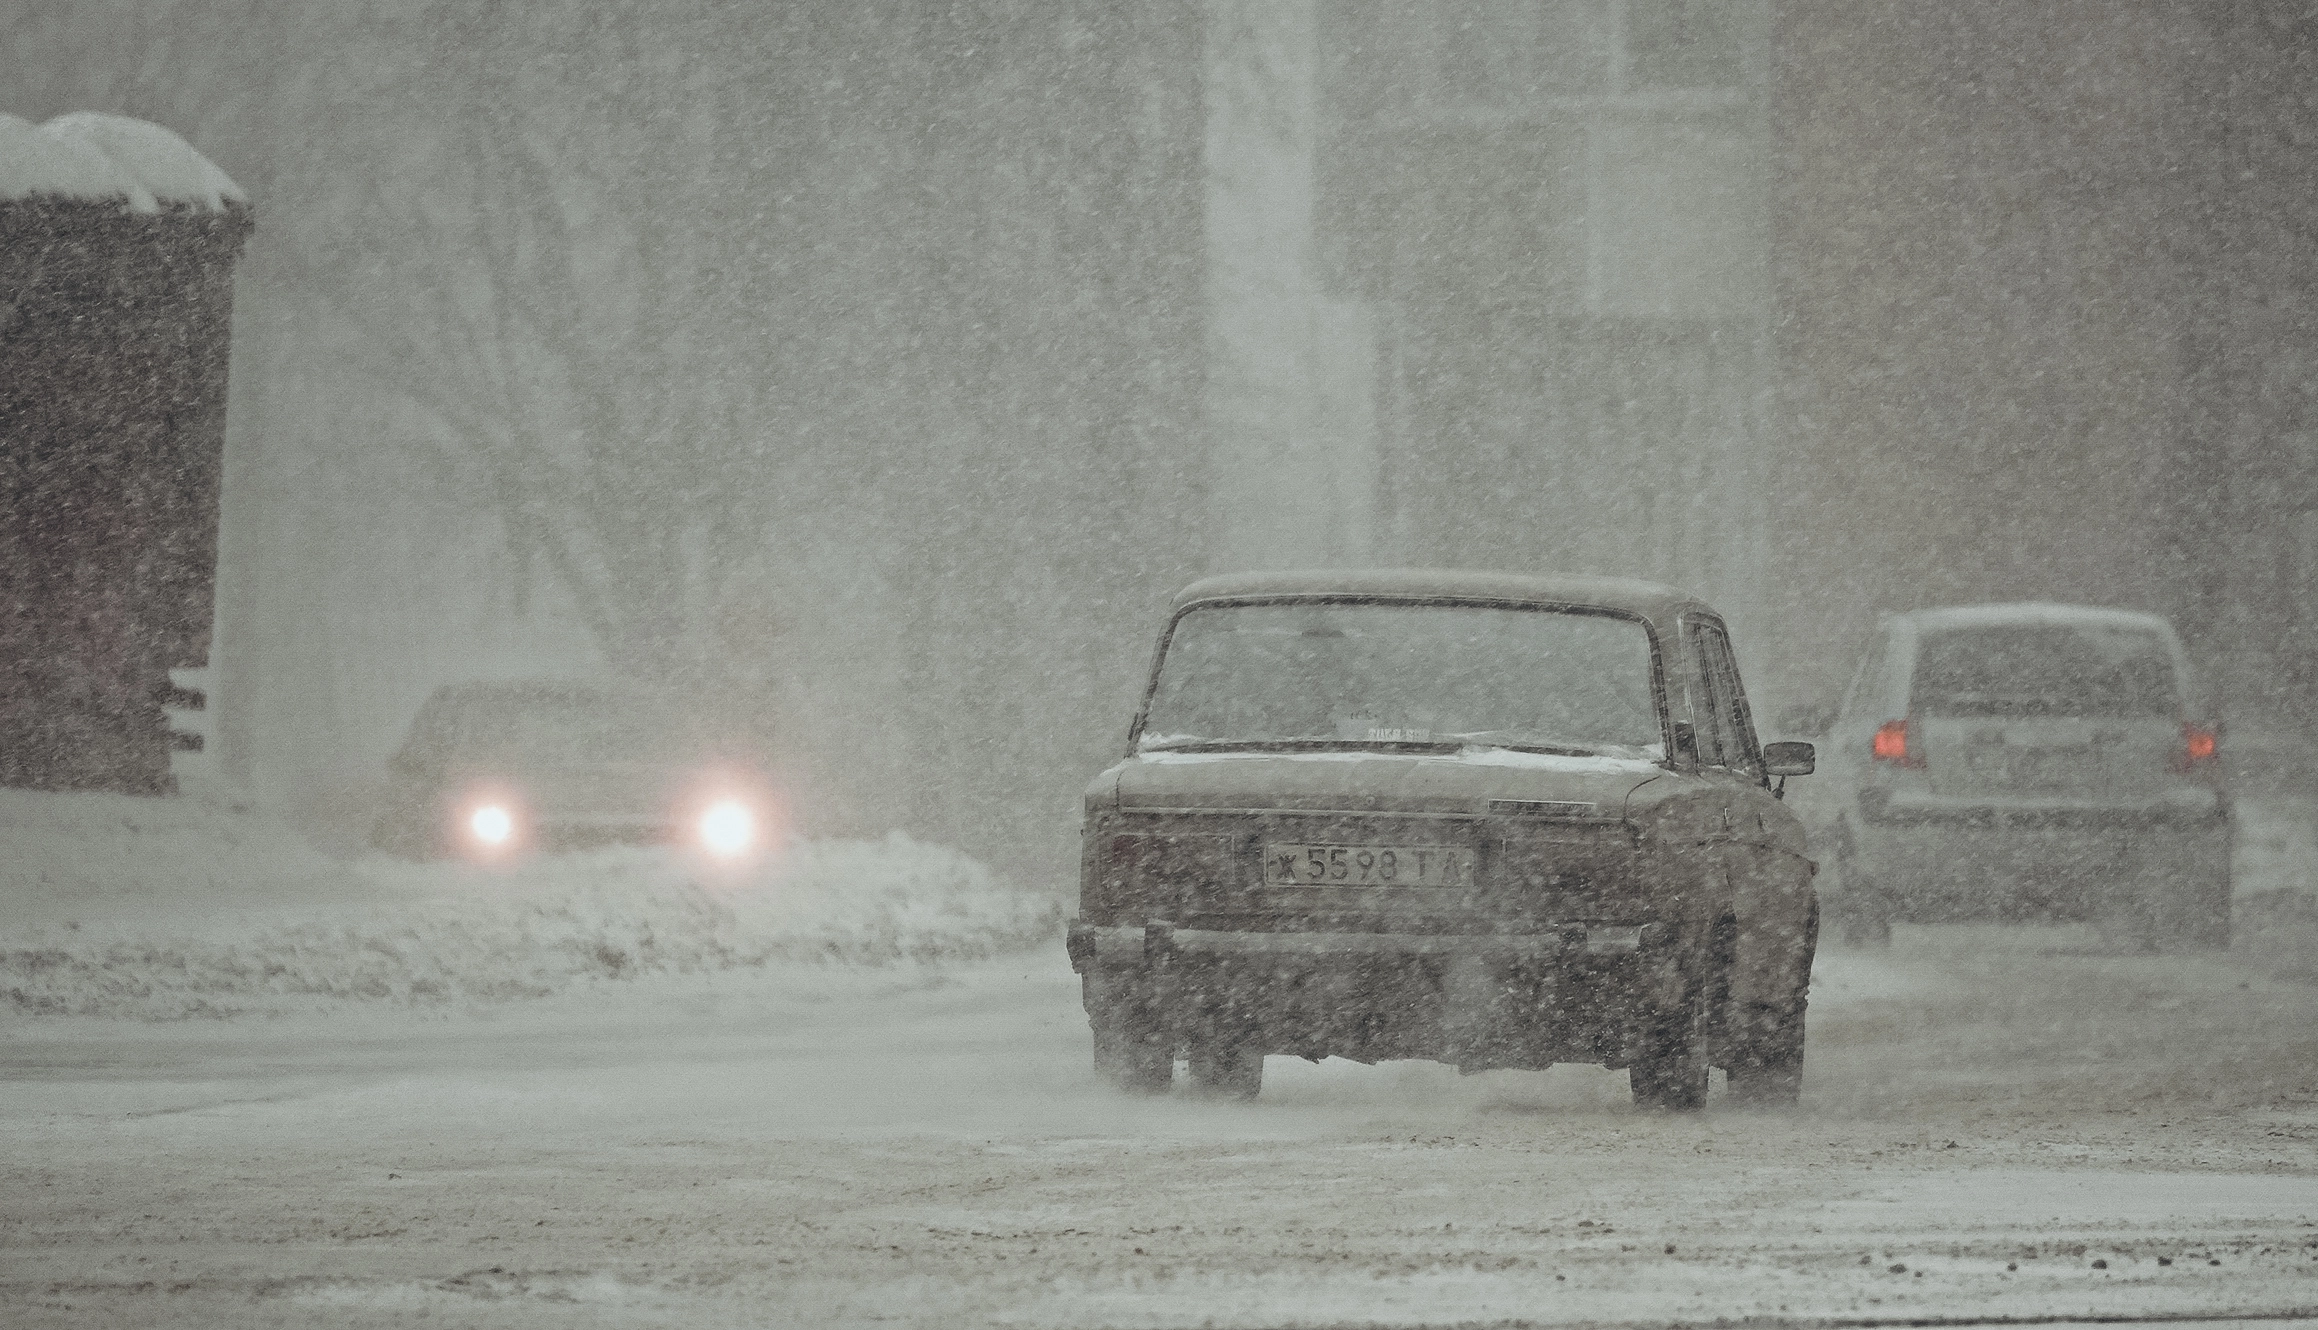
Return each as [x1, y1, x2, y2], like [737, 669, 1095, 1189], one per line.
[2123, 861, 2232, 955]
[1723, 1002, 1806, 1106]
[1630, 987, 1708, 1112]
[2097, 891, 2162, 954]
[1188, 1038, 1262, 1100]
[1086, 972, 1171, 1093]
[2178, 854, 2233, 953]
[1722, 900, 1813, 1107]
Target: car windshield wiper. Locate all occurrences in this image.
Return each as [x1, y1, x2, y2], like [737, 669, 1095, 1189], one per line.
[1444, 732, 1602, 758]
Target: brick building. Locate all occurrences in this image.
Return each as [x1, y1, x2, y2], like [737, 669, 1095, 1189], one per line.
[0, 113, 250, 791]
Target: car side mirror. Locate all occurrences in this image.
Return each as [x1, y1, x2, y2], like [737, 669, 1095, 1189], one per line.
[1763, 741, 1815, 778]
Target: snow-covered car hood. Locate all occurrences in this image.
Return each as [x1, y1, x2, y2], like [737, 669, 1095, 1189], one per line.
[433, 760, 694, 820]
[1092, 747, 1667, 820]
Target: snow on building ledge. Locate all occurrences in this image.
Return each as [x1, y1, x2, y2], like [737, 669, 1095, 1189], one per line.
[0, 111, 246, 213]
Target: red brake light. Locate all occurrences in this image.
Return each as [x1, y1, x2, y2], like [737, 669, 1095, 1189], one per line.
[2182, 722, 2218, 768]
[1872, 719, 1923, 767]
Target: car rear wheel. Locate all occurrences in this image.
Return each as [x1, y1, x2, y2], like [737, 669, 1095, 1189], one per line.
[1721, 902, 1813, 1107]
[1188, 1037, 1262, 1100]
[1086, 972, 1171, 1093]
[2177, 856, 2233, 952]
[2103, 853, 2232, 955]
[1630, 988, 1708, 1111]
[1723, 1002, 1806, 1106]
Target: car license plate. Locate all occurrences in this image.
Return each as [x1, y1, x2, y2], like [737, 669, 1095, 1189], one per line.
[1263, 843, 1477, 887]
[2005, 748, 2078, 790]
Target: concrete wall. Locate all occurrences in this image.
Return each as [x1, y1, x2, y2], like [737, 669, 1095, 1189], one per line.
[1770, 1, 2318, 744]
[1315, 0, 1776, 650]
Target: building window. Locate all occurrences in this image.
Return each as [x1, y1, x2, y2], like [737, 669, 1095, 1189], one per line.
[1427, 0, 1609, 106]
[1624, 0, 1745, 90]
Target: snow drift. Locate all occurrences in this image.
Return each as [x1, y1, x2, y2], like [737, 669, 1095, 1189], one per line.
[0, 789, 1061, 1019]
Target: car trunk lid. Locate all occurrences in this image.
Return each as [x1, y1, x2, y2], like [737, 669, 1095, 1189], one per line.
[1102, 749, 1664, 930]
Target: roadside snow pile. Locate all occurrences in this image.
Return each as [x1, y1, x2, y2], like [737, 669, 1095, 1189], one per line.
[0, 790, 1060, 1020]
[0, 785, 349, 927]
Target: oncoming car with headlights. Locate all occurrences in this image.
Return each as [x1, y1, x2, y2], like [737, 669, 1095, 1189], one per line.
[1065, 571, 1821, 1109]
[370, 680, 773, 862]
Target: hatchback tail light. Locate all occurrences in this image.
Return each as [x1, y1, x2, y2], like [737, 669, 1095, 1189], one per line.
[1871, 719, 1924, 768]
[2179, 721, 2219, 773]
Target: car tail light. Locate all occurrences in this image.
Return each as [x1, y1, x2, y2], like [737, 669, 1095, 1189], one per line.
[2179, 722, 2219, 773]
[1101, 833, 1229, 913]
[1871, 719, 1923, 768]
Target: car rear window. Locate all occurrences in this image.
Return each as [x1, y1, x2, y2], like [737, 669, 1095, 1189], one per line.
[1139, 601, 1662, 757]
[1910, 623, 2178, 717]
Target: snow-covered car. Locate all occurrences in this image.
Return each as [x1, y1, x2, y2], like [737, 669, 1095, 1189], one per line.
[369, 680, 770, 862]
[1064, 571, 1821, 1109]
[1813, 604, 2230, 950]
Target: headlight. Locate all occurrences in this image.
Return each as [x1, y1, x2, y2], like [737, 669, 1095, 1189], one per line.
[468, 803, 515, 846]
[699, 799, 755, 857]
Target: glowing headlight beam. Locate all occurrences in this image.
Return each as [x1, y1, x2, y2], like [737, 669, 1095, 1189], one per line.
[699, 800, 754, 857]
[469, 804, 514, 846]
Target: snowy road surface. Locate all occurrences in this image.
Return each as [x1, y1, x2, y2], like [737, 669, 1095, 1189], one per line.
[8, 917, 2318, 1328]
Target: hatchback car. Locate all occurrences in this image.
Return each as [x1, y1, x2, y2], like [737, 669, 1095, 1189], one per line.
[1064, 571, 1821, 1109]
[1813, 604, 2229, 949]
[369, 680, 771, 862]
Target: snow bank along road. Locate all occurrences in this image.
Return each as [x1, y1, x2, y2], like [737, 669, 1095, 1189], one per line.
[4, 801, 2318, 1328]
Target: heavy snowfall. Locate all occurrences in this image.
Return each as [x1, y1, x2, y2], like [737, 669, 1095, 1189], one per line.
[6, 4, 2318, 1329]
[2, 788, 2315, 1326]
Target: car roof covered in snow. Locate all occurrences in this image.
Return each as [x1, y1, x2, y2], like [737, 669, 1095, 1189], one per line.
[1898, 602, 2179, 637]
[1172, 569, 1711, 627]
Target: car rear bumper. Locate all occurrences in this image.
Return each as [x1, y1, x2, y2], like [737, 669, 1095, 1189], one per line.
[1856, 786, 2226, 828]
[1067, 920, 1681, 1070]
[1064, 920, 1658, 970]
[1846, 790, 2228, 922]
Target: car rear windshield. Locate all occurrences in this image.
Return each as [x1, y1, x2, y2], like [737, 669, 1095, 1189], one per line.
[1139, 601, 1662, 757]
[1910, 623, 2179, 718]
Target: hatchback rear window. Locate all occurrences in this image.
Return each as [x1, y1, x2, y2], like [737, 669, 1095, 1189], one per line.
[1910, 624, 2178, 717]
